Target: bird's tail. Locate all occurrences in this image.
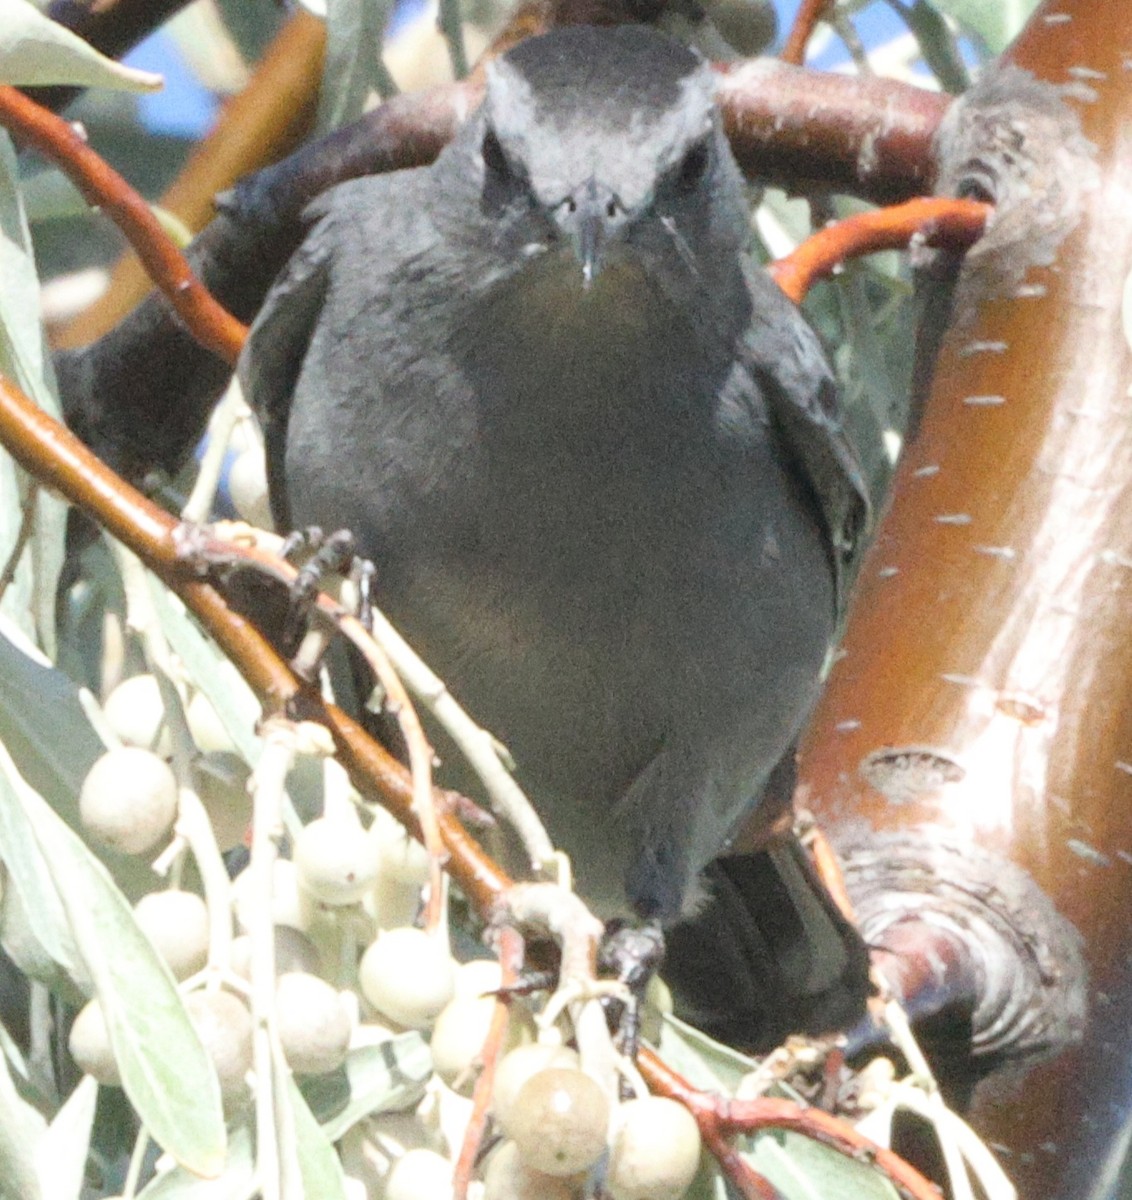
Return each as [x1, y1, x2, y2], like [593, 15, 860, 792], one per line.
[662, 836, 871, 1052]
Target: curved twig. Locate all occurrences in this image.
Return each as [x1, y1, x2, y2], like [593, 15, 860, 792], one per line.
[640, 1048, 942, 1200]
[0, 86, 247, 363]
[770, 195, 991, 303]
[782, 0, 831, 65]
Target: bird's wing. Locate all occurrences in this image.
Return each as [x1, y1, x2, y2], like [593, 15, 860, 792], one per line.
[740, 264, 871, 610]
[238, 201, 335, 532]
[239, 171, 439, 532]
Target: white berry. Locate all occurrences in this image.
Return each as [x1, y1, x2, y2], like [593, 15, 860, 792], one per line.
[184, 990, 253, 1107]
[103, 674, 171, 755]
[492, 1042, 580, 1121]
[430, 991, 531, 1095]
[232, 859, 315, 933]
[69, 999, 119, 1086]
[185, 690, 237, 754]
[483, 1140, 582, 1200]
[385, 1149, 453, 1200]
[275, 971, 351, 1075]
[371, 805, 431, 886]
[498, 1067, 609, 1177]
[80, 747, 177, 856]
[230, 926, 321, 981]
[133, 890, 209, 980]
[294, 814, 381, 905]
[358, 927, 454, 1029]
[607, 1096, 702, 1200]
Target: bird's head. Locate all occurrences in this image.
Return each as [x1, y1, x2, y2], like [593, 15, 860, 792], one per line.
[433, 25, 751, 314]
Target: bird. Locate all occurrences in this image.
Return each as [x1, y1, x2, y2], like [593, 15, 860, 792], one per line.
[241, 23, 870, 1046]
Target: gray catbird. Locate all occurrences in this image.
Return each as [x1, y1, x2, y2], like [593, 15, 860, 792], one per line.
[242, 25, 870, 1044]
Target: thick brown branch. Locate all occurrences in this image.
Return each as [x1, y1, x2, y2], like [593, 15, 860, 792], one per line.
[0, 372, 511, 915]
[718, 61, 950, 204]
[770, 196, 991, 303]
[0, 87, 246, 364]
[55, 10, 325, 348]
[796, 1, 1132, 1194]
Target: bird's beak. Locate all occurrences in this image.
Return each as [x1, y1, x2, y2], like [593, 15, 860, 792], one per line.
[555, 177, 625, 289]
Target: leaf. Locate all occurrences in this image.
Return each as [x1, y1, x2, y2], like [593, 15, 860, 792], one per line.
[35, 1075, 98, 1200]
[743, 1129, 902, 1200]
[926, 0, 1042, 54]
[0, 133, 67, 652]
[903, 1, 970, 93]
[0, 758, 83, 979]
[654, 1013, 759, 1094]
[0, 1032, 45, 1200]
[138, 1035, 431, 1197]
[301, 1033, 432, 1140]
[0, 615, 157, 902]
[137, 1125, 256, 1200]
[146, 578, 263, 765]
[0, 741, 227, 1177]
[315, 0, 398, 132]
[0, 0, 162, 89]
[289, 1079, 348, 1200]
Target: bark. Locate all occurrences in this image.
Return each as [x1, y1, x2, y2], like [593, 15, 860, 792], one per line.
[796, 2, 1132, 1194]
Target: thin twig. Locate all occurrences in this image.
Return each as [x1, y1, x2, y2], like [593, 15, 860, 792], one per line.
[111, 543, 234, 973]
[795, 811, 858, 925]
[192, 522, 556, 873]
[781, 0, 830, 65]
[248, 718, 298, 1200]
[329, 605, 446, 932]
[438, 0, 470, 79]
[452, 925, 523, 1199]
[0, 372, 513, 920]
[0, 482, 37, 605]
[769, 196, 991, 304]
[640, 1048, 942, 1200]
[0, 86, 246, 363]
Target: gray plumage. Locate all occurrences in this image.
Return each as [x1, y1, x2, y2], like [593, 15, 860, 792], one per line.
[241, 25, 866, 925]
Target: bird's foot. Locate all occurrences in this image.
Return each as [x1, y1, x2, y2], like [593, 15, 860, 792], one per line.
[276, 527, 379, 677]
[598, 918, 666, 1060]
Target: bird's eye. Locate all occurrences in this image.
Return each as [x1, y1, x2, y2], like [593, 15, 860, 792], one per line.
[677, 140, 711, 191]
[482, 129, 509, 177]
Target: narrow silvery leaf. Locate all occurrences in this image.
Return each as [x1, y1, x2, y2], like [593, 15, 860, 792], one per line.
[0, 0, 162, 89]
[0, 1030, 45, 1200]
[0, 133, 66, 652]
[0, 741, 227, 1177]
[316, 0, 398, 133]
[35, 1075, 98, 1200]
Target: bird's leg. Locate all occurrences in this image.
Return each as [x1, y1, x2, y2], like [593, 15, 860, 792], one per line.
[598, 919, 666, 1061]
[276, 527, 365, 676]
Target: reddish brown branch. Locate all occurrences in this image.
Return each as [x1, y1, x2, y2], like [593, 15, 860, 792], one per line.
[0, 86, 247, 364]
[782, 0, 830, 65]
[717, 63, 949, 204]
[770, 196, 991, 303]
[453, 926, 524, 1198]
[639, 1049, 941, 1200]
[0, 372, 511, 914]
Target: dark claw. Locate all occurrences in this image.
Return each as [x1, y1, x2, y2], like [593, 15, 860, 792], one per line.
[598, 919, 666, 1059]
[278, 526, 362, 654]
[493, 969, 557, 998]
[353, 557, 378, 632]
